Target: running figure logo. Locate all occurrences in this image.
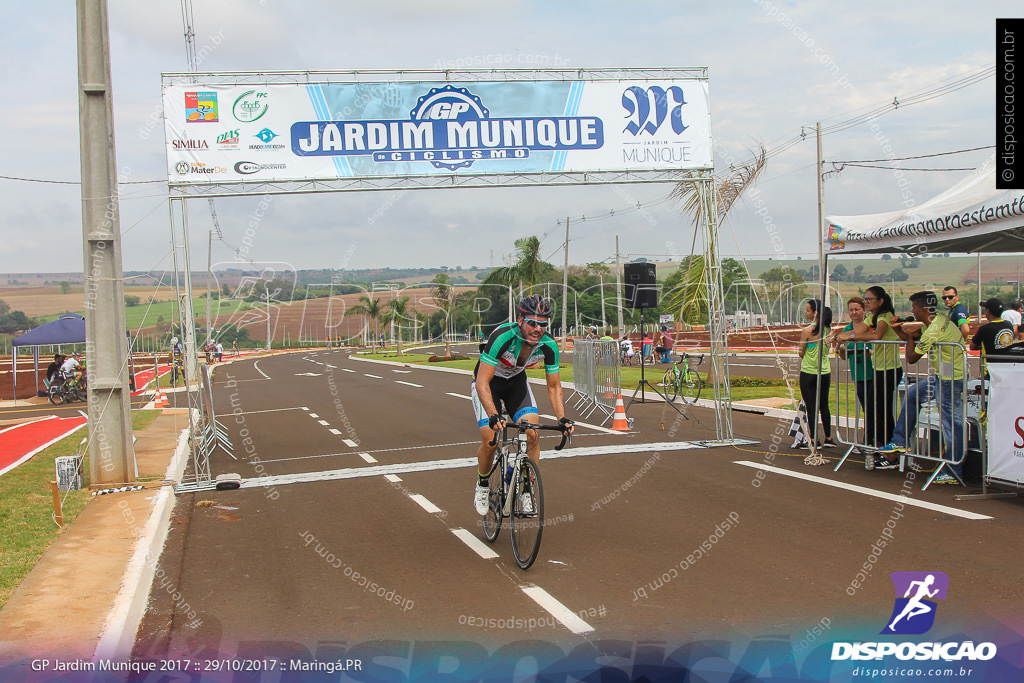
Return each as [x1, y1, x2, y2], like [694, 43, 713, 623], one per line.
[881, 571, 949, 635]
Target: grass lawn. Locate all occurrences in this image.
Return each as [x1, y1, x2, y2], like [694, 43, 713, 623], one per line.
[0, 409, 160, 610]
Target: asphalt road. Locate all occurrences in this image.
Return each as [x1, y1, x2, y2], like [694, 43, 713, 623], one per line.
[128, 347, 1024, 679]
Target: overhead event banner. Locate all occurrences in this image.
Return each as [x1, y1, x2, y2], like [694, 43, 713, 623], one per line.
[162, 78, 712, 183]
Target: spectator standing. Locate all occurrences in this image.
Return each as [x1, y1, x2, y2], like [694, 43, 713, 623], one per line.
[941, 286, 971, 341]
[831, 297, 876, 447]
[1002, 300, 1022, 340]
[842, 286, 903, 446]
[798, 299, 835, 448]
[876, 291, 967, 484]
[215, 341, 224, 362]
[970, 298, 1015, 378]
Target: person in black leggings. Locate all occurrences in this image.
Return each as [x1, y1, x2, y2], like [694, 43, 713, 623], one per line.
[798, 299, 834, 447]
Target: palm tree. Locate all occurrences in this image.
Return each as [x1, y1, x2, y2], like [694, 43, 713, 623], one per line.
[344, 295, 384, 349]
[384, 295, 411, 357]
[483, 235, 555, 291]
[430, 274, 454, 358]
[663, 145, 767, 323]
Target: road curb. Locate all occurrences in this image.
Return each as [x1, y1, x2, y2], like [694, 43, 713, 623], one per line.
[93, 427, 189, 660]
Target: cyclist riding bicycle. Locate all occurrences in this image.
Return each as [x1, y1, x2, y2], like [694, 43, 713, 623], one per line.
[472, 295, 574, 514]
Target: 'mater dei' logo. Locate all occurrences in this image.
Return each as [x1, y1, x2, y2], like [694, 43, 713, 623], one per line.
[881, 571, 949, 635]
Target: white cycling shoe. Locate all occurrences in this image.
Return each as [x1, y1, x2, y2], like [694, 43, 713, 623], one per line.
[474, 484, 490, 516]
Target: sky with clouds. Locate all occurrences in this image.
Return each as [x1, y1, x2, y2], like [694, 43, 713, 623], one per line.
[0, 0, 1012, 276]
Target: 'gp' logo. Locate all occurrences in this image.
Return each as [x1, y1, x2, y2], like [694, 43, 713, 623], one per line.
[622, 86, 687, 136]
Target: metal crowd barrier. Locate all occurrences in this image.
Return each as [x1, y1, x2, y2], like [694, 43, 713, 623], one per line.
[570, 339, 621, 423]
[832, 338, 971, 490]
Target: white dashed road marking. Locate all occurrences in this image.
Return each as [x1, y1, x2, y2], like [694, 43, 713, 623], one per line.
[521, 586, 595, 634]
[451, 528, 499, 559]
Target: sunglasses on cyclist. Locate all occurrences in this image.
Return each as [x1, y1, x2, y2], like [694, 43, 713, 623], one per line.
[941, 295, 956, 300]
[522, 317, 550, 329]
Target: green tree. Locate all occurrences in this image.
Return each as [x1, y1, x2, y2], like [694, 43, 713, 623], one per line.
[59, 281, 71, 295]
[384, 296, 411, 357]
[430, 274, 455, 358]
[344, 295, 385, 348]
[483, 235, 557, 291]
[124, 295, 141, 307]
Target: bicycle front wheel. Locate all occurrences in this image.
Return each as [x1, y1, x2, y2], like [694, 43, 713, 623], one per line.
[510, 458, 544, 569]
[678, 370, 702, 404]
[662, 368, 680, 403]
[482, 456, 504, 542]
[48, 384, 65, 405]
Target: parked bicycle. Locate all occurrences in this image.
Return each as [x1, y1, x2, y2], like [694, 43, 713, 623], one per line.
[481, 417, 571, 569]
[661, 352, 704, 404]
[48, 373, 88, 405]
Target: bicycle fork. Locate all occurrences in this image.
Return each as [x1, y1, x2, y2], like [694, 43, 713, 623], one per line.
[502, 433, 530, 517]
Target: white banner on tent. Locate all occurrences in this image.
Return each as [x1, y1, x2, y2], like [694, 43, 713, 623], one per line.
[986, 364, 1024, 485]
[825, 155, 1024, 254]
[162, 75, 712, 184]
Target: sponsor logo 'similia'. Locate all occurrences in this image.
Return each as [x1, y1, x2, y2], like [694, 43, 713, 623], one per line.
[171, 139, 209, 150]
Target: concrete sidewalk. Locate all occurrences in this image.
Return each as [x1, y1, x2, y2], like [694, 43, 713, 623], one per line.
[0, 409, 189, 665]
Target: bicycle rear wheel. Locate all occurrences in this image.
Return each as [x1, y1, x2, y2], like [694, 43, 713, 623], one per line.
[662, 368, 680, 403]
[482, 455, 504, 542]
[678, 370, 702, 404]
[510, 457, 544, 569]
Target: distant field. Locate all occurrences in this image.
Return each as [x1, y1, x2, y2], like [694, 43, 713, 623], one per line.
[1, 285, 207, 319]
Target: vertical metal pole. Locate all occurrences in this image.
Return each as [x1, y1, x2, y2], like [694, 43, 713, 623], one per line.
[265, 284, 271, 350]
[205, 229, 212, 345]
[561, 217, 570, 348]
[77, 0, 135, 485]
[701, 177, 733, 441]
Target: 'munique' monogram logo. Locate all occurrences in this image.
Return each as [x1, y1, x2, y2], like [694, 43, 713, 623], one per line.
[622, 86, 688, 136]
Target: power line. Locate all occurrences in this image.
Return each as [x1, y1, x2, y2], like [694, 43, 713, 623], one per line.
[830, 144, 994, 164]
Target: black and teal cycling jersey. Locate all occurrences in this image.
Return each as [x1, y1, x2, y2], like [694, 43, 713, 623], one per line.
[474, 322, 560, 381]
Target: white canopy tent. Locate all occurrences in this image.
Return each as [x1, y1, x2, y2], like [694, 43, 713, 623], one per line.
[826, 154, 1024, 255]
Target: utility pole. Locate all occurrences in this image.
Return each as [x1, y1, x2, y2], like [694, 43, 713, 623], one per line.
[615, 236, 624, 334]
[265, 283, 271, 350]
[561, 217, 570, 349]
[326, 272, 333, 347]
[77, 0, 135, 485]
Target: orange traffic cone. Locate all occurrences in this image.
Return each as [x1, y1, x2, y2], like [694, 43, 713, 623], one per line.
[610, 393, 631, 431]
[603, 375, 615, 400]
[156, 386, 170, 408]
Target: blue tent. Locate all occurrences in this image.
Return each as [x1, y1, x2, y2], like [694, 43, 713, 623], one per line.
[11, 314, 86, 399]
[12, 314, 86, 347]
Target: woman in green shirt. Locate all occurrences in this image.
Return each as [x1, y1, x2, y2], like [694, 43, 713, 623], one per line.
[832, 286, 903, 446]
[798, 299, 835, 447]
[832, 297, 875, 446]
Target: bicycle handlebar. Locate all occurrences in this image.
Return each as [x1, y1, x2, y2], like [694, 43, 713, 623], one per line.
[487, 420, 571, 450]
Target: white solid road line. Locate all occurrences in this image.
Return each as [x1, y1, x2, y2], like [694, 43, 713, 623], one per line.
[239, 441, 704, 489]
[395, 381, 424, 388]
[253, 360, 270, 379]
[733, 461, 992, 521]
[521, 585, 595, 634]
[408, 494, 441, 513]
[230, 407, 304, 416]
[359, 453, 378, 463]
[450, 528, 499, 559]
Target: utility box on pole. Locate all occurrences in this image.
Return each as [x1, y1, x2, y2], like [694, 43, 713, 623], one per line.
[77, 0, 136, 485]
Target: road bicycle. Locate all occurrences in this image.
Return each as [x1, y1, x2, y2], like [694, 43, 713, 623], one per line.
[661, 352, 704, 404]
[170, 356, 184, 387]
[48, 373, 87, 405]
[481, 418, 571, 569]
[619, 342, 636, 366]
